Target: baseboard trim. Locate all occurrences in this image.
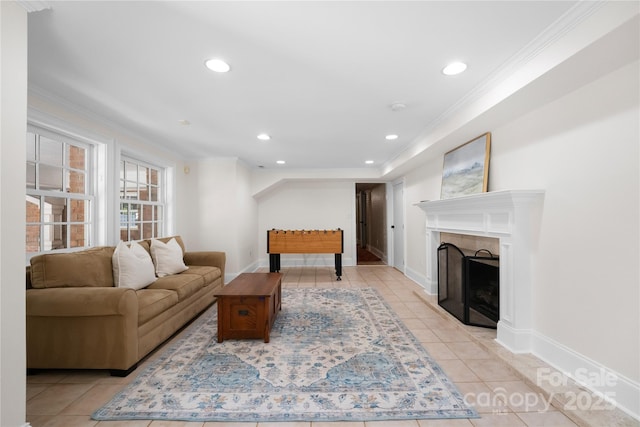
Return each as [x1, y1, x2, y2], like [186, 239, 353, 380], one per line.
[404, 266, 429, 291]
[496, 321, 533, 354]
[414, 286, 639, 424]
[531, 330, 640, 421]
[405, 266, 438, 294]
[365, 245, 385, 261]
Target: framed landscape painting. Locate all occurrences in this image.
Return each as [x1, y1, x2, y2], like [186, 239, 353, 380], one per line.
[440, 133, 491, 199]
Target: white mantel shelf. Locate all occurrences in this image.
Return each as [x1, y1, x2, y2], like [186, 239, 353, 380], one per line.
[417, 190, 545, 353]
[416, 190, 545, 237]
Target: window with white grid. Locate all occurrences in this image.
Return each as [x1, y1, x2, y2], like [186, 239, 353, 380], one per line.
[119, 157, 165, 241]
[26, 130, 94, 252]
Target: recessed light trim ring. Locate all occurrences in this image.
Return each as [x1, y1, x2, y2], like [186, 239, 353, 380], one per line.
[442, 61, 467, 76]
[205, 58, 231, 73]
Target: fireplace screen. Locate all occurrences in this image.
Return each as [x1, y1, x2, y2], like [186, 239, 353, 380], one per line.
[438, 243, 499, 328]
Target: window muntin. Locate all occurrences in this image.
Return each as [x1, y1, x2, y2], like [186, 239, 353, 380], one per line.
[119, 158, 164, 241]
[26, 130, 93, 252]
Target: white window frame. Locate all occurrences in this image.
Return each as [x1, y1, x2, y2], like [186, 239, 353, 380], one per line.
[26, 124, 102, 257]
[118, 153, 170, 242]
[26, 112, 176, 257]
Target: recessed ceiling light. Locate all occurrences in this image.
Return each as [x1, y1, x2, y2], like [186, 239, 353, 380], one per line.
[385, 134, 398, 140]
[205, 58, 230, 73]
[257, 134, 271, 141]
[276, 160, 285, 164]
[442, 62, 467, 76]
[365, 160, 374, 164]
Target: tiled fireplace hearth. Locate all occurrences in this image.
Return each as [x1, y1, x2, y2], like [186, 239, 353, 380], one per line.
[417, 190, 544, 353]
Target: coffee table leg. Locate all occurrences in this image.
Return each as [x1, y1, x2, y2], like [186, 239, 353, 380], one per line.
[217, 298, 224, 343]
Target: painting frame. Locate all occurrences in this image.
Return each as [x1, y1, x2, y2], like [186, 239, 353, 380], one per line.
[440, 132, 491, 199]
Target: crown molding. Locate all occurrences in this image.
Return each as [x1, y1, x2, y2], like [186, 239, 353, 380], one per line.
[382, 1, 608, 177]
[428, 1, 605, 133]
[17, 0, 51, 13]
[28, 84, 184, 159]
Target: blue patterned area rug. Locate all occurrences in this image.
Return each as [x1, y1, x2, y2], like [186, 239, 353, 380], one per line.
[92, 287, 478, 422]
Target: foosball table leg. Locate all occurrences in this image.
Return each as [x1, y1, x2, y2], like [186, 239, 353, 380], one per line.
[269, 254, 281, 272]
[335, 253, 342, 280]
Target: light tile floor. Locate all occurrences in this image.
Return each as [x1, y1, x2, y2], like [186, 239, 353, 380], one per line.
[26, 266, 637, 427]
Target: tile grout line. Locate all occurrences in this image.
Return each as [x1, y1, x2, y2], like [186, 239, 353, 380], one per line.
[27, 267, 631, 427]
[411, 289, 632, 427]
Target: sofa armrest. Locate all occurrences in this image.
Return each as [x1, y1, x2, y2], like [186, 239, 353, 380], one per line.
[26, 287, 139, 371]
[184, 251, 226, 283]
[26, 287, 137, 317]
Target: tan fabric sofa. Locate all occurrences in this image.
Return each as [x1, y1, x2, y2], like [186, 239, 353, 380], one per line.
[26, 236, 225, 376]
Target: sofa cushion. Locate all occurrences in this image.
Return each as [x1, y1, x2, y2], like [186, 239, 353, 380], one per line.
[182, 265, 222, 284]
[30, 247, 115, 289]
[112, 241, 157, 290]
[150, 238, 188, 277]
[146, 273, 204, 301]
[136, 289, 179, 325]
[143, 235, 186, 254]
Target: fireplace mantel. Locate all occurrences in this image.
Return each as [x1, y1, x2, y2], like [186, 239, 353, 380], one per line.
[417, 190, 544, 353]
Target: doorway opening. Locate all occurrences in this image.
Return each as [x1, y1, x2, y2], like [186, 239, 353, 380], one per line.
[355, 183, 386, 265]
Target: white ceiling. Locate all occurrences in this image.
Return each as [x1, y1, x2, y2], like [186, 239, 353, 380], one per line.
[27, 1, 580, 170]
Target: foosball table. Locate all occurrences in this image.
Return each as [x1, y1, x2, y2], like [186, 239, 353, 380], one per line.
[267, 229, 344, 280]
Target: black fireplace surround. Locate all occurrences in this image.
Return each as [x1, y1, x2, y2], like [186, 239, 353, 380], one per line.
[437, 242, 499, 329]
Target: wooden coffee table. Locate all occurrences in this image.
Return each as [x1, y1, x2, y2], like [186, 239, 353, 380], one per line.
[214, 272, 282, 343]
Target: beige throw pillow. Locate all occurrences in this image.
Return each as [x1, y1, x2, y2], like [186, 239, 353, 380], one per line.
[112, 241, 157, 289]
[150, 237, 188, 277]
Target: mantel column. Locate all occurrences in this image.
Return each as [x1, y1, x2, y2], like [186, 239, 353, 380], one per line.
[417, 190, 544, 353]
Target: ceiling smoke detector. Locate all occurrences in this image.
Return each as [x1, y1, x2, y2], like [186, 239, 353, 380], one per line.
[389, 102, 406, 112]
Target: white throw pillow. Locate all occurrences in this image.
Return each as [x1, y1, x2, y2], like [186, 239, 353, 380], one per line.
[150, 238, 188, 277]
[112, 241, 157, 290]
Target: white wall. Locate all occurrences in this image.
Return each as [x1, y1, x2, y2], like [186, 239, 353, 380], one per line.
[175, 161, 200, 249]
[257, 181, 355, 268]
[235, 161, 259, 272]
[28, 92, 187, 248]
[182, 157, 258, 279]
[493, 61, 639, 385]
[12, 2, 637, 420]
[403, 156, 441, 285]
[1, 3, 28, 425]
[245, 60, 640, 413]
[402, 61, 639, 414]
